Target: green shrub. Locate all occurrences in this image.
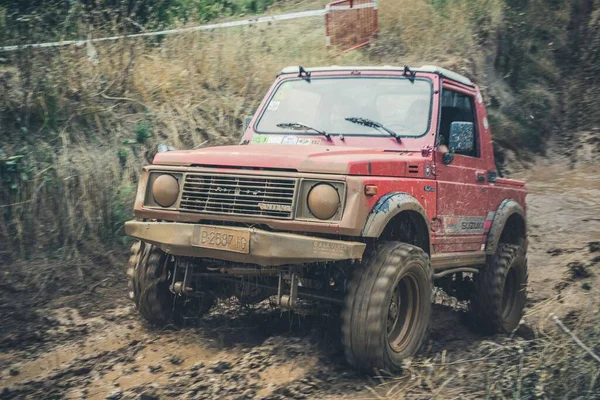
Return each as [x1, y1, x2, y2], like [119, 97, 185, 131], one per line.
[135, 121, 152, 144]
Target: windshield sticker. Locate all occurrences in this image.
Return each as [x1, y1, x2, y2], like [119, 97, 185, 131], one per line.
[297, 138, 322, 145]
[251, 135, 269, 144]
[267, 101, 280, 111]
[267, 135, 283, 144]
[297, 138, 311, 145]
[282, 136, 298, 145]
[252, 135, 321, 145]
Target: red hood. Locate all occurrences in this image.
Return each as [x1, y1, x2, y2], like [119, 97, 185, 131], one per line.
[153, 145, 430, 177]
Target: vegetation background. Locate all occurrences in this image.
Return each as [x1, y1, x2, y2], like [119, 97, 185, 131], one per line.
[0, 0, 598, 260]
[0, 1, 598, 398]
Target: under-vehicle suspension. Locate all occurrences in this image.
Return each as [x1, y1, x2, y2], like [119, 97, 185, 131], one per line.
[168, 259, 344, 307]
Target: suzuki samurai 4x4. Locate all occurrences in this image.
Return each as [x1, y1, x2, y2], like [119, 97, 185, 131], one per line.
[125, 65, 528, 373]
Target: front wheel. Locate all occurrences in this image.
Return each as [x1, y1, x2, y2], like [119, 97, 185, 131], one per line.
[341, 242, 432, 373]
[127, 241, 215, 326]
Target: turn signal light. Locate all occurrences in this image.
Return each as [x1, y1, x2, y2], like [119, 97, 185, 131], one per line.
[364, 185, 378, 196]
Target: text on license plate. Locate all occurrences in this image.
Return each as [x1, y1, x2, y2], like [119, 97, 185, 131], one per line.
[192, 226, 250, 254]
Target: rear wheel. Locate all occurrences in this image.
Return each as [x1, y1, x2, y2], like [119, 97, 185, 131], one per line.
[342, 242, 432, 373]
[127, 241, 215, 326]
[469, 243, 528, 333]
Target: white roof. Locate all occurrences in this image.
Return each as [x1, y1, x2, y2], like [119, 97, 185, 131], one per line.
[278, 65, 474, 87]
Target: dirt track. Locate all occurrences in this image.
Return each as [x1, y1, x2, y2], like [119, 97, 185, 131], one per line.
[1, 140, 599, 399]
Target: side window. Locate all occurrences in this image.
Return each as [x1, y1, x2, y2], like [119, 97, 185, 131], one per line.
[438, 90, 478, 157]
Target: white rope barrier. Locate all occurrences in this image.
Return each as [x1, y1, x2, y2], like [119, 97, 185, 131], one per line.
[0, 7, 344, 52]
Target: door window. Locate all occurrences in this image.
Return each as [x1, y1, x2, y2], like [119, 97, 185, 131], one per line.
[438, 90, 478, 157]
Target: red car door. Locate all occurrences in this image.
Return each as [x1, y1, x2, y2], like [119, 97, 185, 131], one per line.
[433, 84, 490, 253]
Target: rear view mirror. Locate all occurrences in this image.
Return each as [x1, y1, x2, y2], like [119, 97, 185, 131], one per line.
[449, 121, 474, 153]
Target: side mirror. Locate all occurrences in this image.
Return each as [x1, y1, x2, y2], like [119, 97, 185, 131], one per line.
[243, 115, 253, 134]
[449, 121, 474, 153]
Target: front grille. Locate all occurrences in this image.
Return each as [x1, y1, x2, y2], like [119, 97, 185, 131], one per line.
[179, 173, 298, 219]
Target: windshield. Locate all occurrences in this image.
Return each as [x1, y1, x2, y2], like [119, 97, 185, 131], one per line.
[256, 77, 432, 137]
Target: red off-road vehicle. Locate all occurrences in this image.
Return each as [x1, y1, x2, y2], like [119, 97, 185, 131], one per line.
[125, 65, 528, 373]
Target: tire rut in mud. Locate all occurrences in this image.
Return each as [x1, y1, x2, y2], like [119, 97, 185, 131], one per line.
[1, 298, 369, 400]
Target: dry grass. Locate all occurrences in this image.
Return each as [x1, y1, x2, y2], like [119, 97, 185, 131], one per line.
[0, 11, 358, 258]
[0, 0, 539, 259]
[378, 0, 503, 63]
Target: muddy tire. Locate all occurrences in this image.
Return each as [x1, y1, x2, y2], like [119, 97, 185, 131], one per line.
[127, 241, 215, 326]
[470, 243, 528, 334]
[342, 242, 432, 373]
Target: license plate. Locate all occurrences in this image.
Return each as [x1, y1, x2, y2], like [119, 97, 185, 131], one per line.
[192, 226, 250, 254]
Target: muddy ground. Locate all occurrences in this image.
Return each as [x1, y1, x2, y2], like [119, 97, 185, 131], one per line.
[1, 134, 599, 399]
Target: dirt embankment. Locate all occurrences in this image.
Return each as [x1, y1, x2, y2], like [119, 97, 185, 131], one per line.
[1, 136, 599, 399]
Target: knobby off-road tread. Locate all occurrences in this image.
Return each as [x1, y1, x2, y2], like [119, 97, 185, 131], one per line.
[471, 243, 528, 334]
[127, 241, 214, 326]
[127, 241, 142, 300]
[342, 242, 432, 373]
[341, 257, 366, 368]
[341, 242, 396, 368]
[130, 242, 173, 325]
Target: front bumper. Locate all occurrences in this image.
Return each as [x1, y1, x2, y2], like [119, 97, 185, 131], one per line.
[124, 221, 366, 267]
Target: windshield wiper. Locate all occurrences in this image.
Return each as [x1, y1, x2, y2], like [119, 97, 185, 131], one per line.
[276, 122, 331, 140]
[345, 117, 401, 142]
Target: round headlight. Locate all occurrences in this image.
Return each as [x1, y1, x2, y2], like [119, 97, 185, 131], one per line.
[152, 174, 179, 207]
[307, 184, 340, 220]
